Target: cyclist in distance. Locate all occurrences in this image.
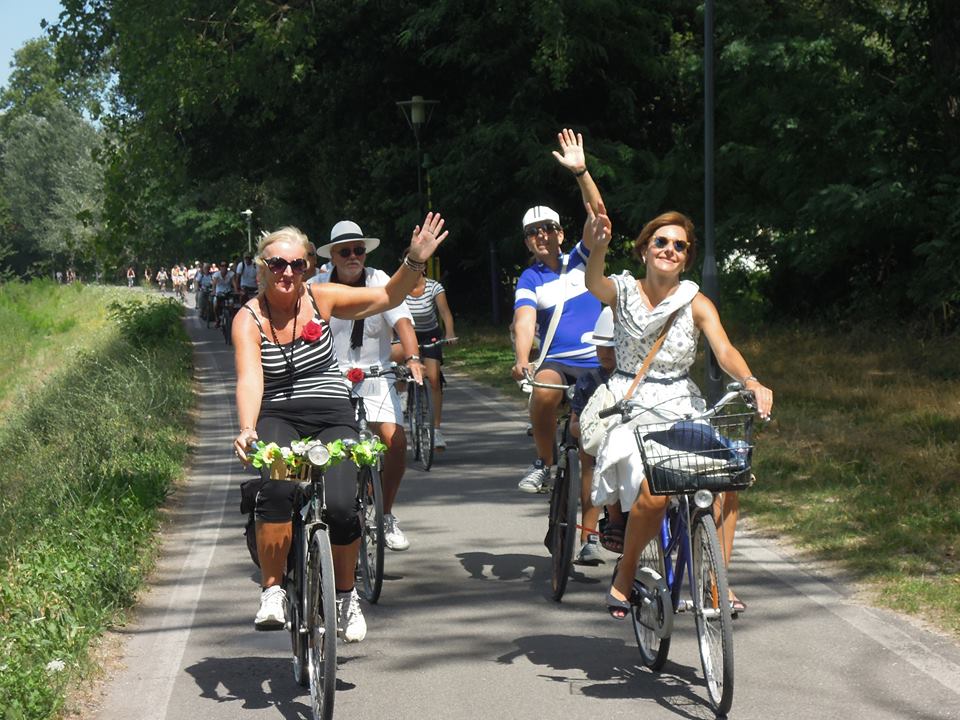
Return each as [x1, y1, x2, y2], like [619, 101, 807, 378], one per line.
[310, 220, 424, 552]
[581, 202, 773, 618]
[232, 215, 447, 641]
[126, 266, 136, 288]
[212, 259, 235, 326]
[234, 251, 259, 301]
[512, 128, 604, 493]
[392, 248, 456, 449]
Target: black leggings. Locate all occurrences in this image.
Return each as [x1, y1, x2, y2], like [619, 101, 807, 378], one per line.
[253, 419, 361, 545]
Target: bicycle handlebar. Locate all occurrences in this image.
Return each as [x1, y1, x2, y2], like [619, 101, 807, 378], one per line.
[421, 336, 458, 349]
[604, 382, 759, 423]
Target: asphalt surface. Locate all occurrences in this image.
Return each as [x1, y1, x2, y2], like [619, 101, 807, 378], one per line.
[92, 300, 960, 720]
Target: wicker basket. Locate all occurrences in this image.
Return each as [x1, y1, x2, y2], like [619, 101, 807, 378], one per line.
[634, 411, 755, 496]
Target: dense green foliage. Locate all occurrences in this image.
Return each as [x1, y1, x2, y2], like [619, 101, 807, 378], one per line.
[0, 287, 193, 720]
[0, 38, 106, 278]
[1, 2, 956, 324]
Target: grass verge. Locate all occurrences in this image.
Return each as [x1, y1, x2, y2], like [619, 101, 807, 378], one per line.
[449, 318, 960, 637]
[0, 285, 193, 720]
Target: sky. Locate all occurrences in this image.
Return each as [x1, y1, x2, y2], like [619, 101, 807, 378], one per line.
[0, 0, 65, 90]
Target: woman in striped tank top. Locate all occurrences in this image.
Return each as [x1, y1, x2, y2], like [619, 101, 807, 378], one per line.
[232, 214, 448, 639]
[395, 249, 457, 449]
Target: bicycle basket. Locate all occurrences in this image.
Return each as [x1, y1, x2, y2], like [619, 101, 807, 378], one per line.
[634, 412, 754, 495]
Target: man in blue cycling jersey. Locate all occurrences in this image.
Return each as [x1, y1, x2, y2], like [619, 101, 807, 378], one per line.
[511, 128, 605, 493]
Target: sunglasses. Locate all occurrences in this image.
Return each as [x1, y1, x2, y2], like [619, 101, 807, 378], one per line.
[525, 223, 560, 237]
[651, 236, 689, 253]
[336, 246, 367, 258]
[264, 256, 308, 274]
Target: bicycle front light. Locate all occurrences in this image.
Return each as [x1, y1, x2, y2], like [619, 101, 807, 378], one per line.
[305, 441, 330, 466]
[694, 489, 714, 509]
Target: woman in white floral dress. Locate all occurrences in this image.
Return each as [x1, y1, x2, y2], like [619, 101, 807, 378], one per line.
[583, 203, 774, 618]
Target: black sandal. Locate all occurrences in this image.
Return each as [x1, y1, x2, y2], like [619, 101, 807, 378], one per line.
[605, 588, 630, 619]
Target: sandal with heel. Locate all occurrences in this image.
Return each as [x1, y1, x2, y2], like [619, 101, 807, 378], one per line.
[605, 588, 630, 620]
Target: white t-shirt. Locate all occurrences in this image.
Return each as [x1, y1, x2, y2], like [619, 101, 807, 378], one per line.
[314, 267, 412, 368]
[235, 260, 258, 289]
[213, 269, 235, 295]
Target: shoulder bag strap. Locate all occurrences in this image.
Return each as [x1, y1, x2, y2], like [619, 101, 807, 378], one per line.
[533, 253, 570, 369]
[622, 309, 680, 402]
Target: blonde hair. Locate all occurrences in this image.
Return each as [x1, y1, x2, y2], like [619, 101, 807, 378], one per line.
[256, 226, 310, 285]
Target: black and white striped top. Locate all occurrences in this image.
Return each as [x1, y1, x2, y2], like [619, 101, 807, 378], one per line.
[405, 279, 445, 332]
[246, 294, 349, 405]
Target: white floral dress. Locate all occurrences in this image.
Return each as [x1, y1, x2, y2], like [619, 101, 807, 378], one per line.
[592, 272, 706, 511]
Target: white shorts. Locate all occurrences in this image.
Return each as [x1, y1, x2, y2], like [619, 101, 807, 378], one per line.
[350, 377, 405, 425]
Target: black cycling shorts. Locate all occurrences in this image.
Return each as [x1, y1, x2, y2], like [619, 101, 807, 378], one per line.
[536, 361, 595, 386]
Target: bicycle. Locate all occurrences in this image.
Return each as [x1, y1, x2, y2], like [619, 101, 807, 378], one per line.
[521, 372, 580, 601]
[342, 363, 408, 604]
[276, 443, 340, 720]
[600, 382, 757, 715]
[216, 291, 242, 344]
[197, 287, 215, 327]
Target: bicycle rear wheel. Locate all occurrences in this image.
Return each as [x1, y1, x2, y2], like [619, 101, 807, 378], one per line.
[691, 512, 734, 715]
[549, 446, 579, 601]
[633, 536, 671, 669]
[307, 530, 337, 720]
[356, 466, 385, 603]
[406, 387, 420, 460]
[415, 383, 435, 471]
[286, 557, 308, 686]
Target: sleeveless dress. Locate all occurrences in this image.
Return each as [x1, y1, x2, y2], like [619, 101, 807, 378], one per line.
[593, 272, 705, 511]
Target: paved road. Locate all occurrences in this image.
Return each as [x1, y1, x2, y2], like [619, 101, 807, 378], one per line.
[92, 304, 960, 720]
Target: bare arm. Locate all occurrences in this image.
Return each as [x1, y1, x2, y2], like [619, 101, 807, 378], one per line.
[393, 317, 424, 384]
[315, 212, 449, 320]
[553, 128, 604, 250]
[692, 293, 774, 418]
[583, 202, 617, 305]
[511, 305, 537, 381]
[435, 290, 456, 343]
[232, 307, 264, 458]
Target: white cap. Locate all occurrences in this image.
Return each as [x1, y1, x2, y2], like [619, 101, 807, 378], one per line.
[521, 205, 561, 231]
[580, 306, 615, 347]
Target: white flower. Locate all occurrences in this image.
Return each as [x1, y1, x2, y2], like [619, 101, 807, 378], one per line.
[290, 441, 306, 455]
[46, 659, 66, 673]
[280, 447, 293, 460]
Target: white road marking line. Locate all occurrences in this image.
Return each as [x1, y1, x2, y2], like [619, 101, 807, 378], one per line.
[736, 532, 960, 696]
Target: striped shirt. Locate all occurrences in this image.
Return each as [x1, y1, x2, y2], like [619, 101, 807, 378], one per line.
[246, 294, 349, 404]
[405, 278, 445, 332]
[514, 240, 600, 367]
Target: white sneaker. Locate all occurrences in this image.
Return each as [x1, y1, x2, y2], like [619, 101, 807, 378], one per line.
[518, 460, 550, 493]
[384, 513, 410, 551]
[574, 536, 605, 566]
[254, 585, 286, 630]
[336, 589, 367, 643]
[433, 428, 447, 449]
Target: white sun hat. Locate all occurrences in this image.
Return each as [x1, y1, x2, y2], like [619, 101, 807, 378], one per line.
[580, 306, 615, 347]
[316, 220, 381, 258]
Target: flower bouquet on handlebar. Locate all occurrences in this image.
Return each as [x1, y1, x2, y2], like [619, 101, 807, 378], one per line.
[247, 436, 387, 480]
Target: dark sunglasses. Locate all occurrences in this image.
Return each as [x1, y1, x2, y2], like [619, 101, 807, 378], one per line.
[336, 246, 367, 258]
[264, 256, 308, 274]
[651, 236, 689, 253]
[525, 223, 560, 237]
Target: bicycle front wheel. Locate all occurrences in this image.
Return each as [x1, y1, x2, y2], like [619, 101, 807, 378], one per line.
[356, 466, 385, 603]
[549, 446, 579, 601]
[415, 383, 435, 471]
[633, 537, 671, 669]
[307, 530, 337, 720]
[691, 512, 734, 715]
[406, 387, 420, 460]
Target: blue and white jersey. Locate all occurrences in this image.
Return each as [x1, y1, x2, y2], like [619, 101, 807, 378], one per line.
[514, 240, 601, 368]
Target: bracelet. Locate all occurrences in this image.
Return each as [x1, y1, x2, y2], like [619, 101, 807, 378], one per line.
[404, 355, 421, 363]
[741, 375, 758, 384]
[573, 167, 588, 177]
[403, 255, 427, 272]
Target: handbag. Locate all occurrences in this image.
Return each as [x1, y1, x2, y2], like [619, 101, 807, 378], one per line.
[579, 310, 680, 455]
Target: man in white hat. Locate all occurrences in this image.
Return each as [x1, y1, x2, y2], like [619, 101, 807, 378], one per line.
[511, 128, 604, 494]
[313, 220, 423, 553]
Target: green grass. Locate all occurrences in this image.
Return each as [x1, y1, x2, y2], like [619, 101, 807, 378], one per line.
[451, 318, 960, 637]
[0, 284, 194, 720]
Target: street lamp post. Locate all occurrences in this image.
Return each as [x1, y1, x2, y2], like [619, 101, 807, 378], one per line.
[241, 208, 253, 254]
[702, 0, 723, 402]
[396, 95, 438, 219]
